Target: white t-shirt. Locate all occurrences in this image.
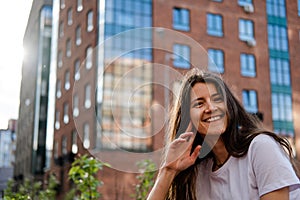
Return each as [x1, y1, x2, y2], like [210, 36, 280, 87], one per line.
[196, 134, 300, 200]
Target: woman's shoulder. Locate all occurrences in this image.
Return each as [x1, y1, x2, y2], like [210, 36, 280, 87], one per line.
[252, 133, 274, 141]
[250, 133, 278, 147]
[248, 133, 283, 157]
[247, 134, 300, 198]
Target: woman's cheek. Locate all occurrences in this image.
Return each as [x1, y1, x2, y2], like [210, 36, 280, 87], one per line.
[190, 111, 200, 130]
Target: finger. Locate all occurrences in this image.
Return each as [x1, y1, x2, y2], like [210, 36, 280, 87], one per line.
[186, 134, 197, 153]
[181, 133, 197, 154]
[179, 132, 195, 143]
[172, 138, 187, 145]
[185, 122, 195, 142]
[186, 132, 195, 142]
[179, 131, 193, 139]
[185, 121, 193, 133]
[190, 145, 201, 161]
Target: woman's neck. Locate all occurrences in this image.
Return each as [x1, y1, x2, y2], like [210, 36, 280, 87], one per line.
[212, 139, 229, 166]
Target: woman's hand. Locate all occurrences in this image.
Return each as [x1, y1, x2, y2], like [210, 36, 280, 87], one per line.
[147, 125, 201, 200]
[162, 130, 201, 175]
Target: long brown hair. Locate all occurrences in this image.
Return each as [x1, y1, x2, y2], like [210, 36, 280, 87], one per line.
[164, 68, 299, 199]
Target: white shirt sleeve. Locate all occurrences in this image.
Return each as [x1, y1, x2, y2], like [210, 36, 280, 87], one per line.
[249, 134, 300, 197]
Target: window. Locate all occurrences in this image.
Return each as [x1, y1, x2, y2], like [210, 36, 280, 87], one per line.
[77, 0, 83, 12]
[266, 0, 286, 18]
[39, 105, 47, 120]
[59, 22, 64, 38]
[85, 46, 93, 69]
[56, 80, 62, 98]
[173, 7, 190, 31]
[173, 44, 190, 69]
[41, 6, 52, 26]
[74, 59, 80, 80]
[207, 13, 223, 37]
[60, 0, 65, 9]
[242, 90, 258, 113]
[73, 94, 79, 117]
[87, 10, 94, 32]
[208, 48, 224, 73]
[55, 110, 60, 130]
[240, 53, 256, 77]
[58, 51, 63, 68]
[83, 123, 90, 149]
[54, 141, 58, 159]
[269, 58, 290, 86]
[64, 70, 70, 90]
[67, 8, 73, 25]
[298, 0, 300, 16]
[66, 39, 71, 57]
[41, 80, 47, 96]
[239, 19, 254, 41]
[238, 0, 252, 6]
[267, 25, 288, 52]
[76, 26, 82, 46]
[84, 84, 91, 109]
[115, 10, 135, 27]
[63, 102, 69, 124]
[72, 130, 78, 154]
[104, 0, 152, 61]
[62, 135, 68, 155]
[272, 93, 292, 122]
[272, 92, 294, 136]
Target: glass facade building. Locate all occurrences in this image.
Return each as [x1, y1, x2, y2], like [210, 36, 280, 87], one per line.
[32, 5, 53, 175]
[96, 0, 153, 151]
[15, 0, 53, 183]
[266, 0, 294, 137]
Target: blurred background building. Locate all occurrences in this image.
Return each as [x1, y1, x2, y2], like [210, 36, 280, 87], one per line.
[14, 0, 300, 199]
[0, 119, 17, 198]
[14, 0, 53, 183]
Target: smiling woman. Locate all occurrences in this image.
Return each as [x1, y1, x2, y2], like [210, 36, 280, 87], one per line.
[147, 68, 300, 200]
[0, 0, 32, 129]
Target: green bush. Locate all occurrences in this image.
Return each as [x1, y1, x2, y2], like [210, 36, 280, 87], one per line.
[68, 154, 110, 200]
[133, 159, 157, 200]
[4, 174, 58, 200]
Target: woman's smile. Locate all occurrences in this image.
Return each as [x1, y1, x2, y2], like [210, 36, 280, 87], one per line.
[203, 114, 224, 122]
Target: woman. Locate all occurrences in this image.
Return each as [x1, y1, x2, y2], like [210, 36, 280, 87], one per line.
[147, 68, 300, 199]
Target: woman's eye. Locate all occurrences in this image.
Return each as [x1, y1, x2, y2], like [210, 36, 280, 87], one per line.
[193, 102, 203, 107]
[213, 96, 223, 102]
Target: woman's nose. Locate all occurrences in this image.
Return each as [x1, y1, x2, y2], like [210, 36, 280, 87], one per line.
[204, 101, 217, 113]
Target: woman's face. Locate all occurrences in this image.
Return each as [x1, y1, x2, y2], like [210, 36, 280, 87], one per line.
[189, 82, 227, 136]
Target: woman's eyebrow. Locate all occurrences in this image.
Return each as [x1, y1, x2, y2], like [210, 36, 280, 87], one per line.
[191, 97, 204, 104]
[191, 92, 219, 103]
[211, 92, 221, 97]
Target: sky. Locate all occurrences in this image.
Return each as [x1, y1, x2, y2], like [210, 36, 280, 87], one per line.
[0, 0, 33, 129]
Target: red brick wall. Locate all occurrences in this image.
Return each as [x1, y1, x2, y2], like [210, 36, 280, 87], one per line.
[286, 0, 300, 159]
